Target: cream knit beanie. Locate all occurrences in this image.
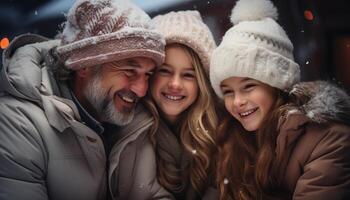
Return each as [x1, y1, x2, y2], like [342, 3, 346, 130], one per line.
[56, 0, 165, 70]
[210, 0, 300, 98]
[152, 10, 216, 74]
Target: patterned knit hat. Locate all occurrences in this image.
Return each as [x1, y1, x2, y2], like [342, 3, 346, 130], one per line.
[210, 0, 300, 98]
[152, 10, 216, 75]
[56, 0, 165, 70]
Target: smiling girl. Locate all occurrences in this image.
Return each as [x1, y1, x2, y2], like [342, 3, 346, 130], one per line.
[150, 11, 219, 199]
[210, 0, 350, 199]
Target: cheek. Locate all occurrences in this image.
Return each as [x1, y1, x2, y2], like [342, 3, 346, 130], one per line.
[187, 81, 199, 100]
[224, 98, 234, 115]
[100, 73, 127, 90]
[254, 91, 275, 113]
[150, 76, 165, 96]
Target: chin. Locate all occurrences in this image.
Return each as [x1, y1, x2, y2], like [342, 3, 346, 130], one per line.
[242, 124, 258, 132]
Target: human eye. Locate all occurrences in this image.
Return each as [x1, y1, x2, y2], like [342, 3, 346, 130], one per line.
[156, 67, 171, 75]
[243, 83, 256, 90]
[146, 70, 154, 77]
[183, 72, 196, 79]
[222, 88, 234, 96]
[123, 68, 136, 77]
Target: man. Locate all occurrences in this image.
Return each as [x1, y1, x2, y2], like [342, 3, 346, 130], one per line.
[0, 0, 165, 199]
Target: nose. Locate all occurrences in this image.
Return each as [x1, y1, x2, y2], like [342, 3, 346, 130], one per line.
[130, 74, 148, 97]
[233, 94, 247, 108]
[168, 75, 182, 91]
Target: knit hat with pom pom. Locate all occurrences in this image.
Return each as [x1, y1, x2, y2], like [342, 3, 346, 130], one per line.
[152, 10, 217, 75]
[210, 0, 300, 98]
[56, 0, 165, 70]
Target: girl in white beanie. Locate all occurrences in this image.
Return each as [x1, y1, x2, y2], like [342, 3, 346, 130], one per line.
[146, 10, 219, 199]
[210, 0, 350, 199]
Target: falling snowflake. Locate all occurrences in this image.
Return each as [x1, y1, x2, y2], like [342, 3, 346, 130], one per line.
[192, 149, 197, 154]
[224, 178, 229, 185]
[306, 61, 310, 65]
[35, 10, 38, 16]
[301, 30, 305, 33]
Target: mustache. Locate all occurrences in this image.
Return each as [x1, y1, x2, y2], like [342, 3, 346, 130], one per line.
[100, 89, 139, 111]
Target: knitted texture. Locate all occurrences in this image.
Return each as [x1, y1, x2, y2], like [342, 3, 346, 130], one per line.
[152, 10, 216, 74]
[56, 0, 165, 70]
[210, 0, 300, 98]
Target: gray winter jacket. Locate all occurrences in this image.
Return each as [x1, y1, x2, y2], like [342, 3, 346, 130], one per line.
[108, 105, 174, 200]
[0, 34, 107, 200]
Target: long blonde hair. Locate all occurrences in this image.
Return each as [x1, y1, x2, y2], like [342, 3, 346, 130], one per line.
[150, 43, 218, 194]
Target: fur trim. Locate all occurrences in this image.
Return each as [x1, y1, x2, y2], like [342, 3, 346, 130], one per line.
[230, 0, 278, 25]
[289, 81, 350, 124]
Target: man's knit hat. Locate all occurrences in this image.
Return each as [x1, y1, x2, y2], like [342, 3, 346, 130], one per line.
[210, 0, 300, 98]
[56, 0, 165, 70]
[152, 10, 216, 75]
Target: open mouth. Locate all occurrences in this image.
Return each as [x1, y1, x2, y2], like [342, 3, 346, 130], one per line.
[239, 107, 258, 118]
[162, 92, 185, 101]
[117, 92, 137, 104]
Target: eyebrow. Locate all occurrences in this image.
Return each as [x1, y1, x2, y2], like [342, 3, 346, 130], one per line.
[161, 63, 195, 71]
[124, 60, 141, 68]
[220, 77, 252, 88]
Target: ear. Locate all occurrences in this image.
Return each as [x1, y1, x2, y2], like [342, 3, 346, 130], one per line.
[75, 67, 90, 78]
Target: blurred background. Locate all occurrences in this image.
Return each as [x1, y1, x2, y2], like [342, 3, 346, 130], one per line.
[1, 0, 349, 91]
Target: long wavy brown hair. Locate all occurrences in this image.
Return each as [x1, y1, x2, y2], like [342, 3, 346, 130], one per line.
[147, 43, 218, 195]
[216, 88, 292, 200]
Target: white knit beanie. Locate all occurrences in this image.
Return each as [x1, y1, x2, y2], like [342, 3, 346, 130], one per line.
[56, 0, 165, 70]
[210, 0, 300, 98]
[152, 10, 216, 74]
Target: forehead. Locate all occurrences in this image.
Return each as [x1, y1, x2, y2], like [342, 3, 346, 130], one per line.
[221, 77, 250, 87]
[112, 57, 156, 71]
[164, 46, 194, 70]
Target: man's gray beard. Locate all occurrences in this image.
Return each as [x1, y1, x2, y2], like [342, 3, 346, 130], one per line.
[84, 72, 134, 126]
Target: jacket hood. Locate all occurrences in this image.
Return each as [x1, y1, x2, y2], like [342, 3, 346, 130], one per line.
[288, 81, 350, 124]
[0, 34, 60, 104]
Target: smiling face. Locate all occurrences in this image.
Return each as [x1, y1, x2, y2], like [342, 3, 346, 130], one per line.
[220, 77, 277, 132]
[83, 57, 156, 125]
[150, 45, 199, 123]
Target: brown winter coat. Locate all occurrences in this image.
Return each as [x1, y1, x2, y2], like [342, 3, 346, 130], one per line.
[276, 81, 350, 199]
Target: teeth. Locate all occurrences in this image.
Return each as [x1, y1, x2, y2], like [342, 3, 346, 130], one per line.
[240, 109, 256, 117]
[121, 96, 134, 103]
[165, 94, 183, 101]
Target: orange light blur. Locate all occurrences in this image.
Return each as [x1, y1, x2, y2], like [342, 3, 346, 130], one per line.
[1, 37, 10, 49]
[304, 10, 314, 21]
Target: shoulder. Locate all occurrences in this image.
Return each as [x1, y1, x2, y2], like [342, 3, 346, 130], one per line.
[288, 122, 350, 198]
[0, 95, 48, 178]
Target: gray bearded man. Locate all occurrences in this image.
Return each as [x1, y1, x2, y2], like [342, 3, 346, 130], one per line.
[0, 0, 173, 199]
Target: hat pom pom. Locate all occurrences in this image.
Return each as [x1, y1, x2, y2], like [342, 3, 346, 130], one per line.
[230, 0, 278, 25]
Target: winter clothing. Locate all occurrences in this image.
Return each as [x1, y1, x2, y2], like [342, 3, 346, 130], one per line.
[108, 106, 174, 200]
[56, 0, 165, 70]
[154, 120, 218, 200]
[210, 0, 300, 98]
[150, 10, 218, 199]
[277, 81, 350, 199]
[0, 34, 107, 200]
[152, 10, 216, 74]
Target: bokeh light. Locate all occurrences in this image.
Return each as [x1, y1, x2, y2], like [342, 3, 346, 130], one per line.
[304, 10, 314, 21]
[1, 37, 10, 49]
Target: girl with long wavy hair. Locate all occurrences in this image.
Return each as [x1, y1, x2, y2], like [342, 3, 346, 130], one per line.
[147, 10, 219, 199]
[210, 0, 350, 199]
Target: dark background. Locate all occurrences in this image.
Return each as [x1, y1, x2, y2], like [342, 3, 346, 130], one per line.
[1, 0, 349, 92]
